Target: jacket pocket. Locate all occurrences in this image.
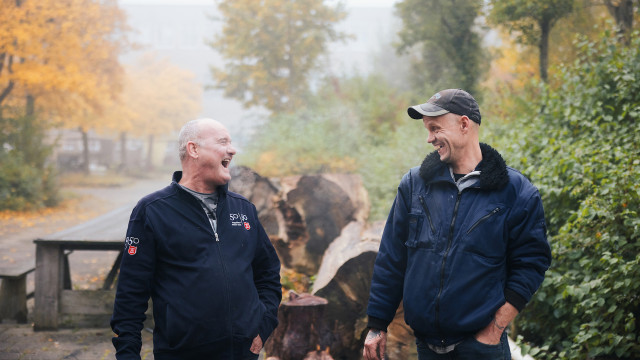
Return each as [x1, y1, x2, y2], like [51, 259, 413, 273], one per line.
[418, 196, 436, 234]
[466, 207, 501, 235]
[462, 204, 507, 261]
[404, 212, 437, 250]
[165, 302, 225, 349]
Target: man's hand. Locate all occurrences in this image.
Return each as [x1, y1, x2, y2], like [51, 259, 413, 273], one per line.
[363, 328, 387, 360]
[250, 334, 263, 354]
[475, 302, 519, 345]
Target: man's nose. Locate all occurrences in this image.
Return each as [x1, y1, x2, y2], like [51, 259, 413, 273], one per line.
[427, 132, 435, 143]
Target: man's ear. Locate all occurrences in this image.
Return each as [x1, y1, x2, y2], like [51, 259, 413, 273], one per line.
[459, 115, 472, 133]
[186, 141, 199, 159]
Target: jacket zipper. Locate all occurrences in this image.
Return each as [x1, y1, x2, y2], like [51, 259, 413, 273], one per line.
[204, 209, 220, 241]
[204, 205, 233, 347]
[435, 191, 462, 345]
[466, 207, 501, 235]
[418, 196, 436, 234]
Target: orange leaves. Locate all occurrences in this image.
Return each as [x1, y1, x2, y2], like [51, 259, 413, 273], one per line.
[0, 0, 128, 123]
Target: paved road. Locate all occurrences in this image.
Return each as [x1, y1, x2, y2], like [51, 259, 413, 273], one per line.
[0, 175, 168, 359]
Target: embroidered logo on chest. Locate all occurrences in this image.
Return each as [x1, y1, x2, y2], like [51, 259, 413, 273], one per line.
[230, 212, 250, 229]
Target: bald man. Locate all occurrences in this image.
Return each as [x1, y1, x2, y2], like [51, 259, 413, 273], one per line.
[363, 90, 551, 360]
[111, 119, 282, 360]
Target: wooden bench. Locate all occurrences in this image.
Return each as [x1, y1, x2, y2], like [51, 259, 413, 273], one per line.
[0, 251, 73, 324]
[0, 261, 35, 323]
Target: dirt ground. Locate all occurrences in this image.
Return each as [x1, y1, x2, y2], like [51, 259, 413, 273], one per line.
[0, 175, 170, 360]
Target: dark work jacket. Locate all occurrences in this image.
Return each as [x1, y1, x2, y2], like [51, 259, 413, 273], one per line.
[366, 144, 551, 347]
[111, 172, 281, 360]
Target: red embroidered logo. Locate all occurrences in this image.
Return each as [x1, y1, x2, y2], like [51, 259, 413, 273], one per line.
[128, 246, 137, 255]
[244, 222, 251, 230]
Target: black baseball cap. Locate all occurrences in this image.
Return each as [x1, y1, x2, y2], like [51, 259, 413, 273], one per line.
[408, 89, 481, 124]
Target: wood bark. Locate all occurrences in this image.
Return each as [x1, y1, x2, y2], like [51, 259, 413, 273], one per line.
[311, 221, 415, 360]
[264, 292, 334, 360]
[230, 167, 416, 359]
[229, 166, 281, 236]
[229, 167, 370, 275]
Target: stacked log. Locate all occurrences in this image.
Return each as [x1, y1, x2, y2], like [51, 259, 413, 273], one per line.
[229, 166, 416, 360]
[229, 167, 370, 275]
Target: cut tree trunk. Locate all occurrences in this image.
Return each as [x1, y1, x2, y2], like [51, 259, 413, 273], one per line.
[229, 166, 281, 236]
[229, 167, 370, 276]
[229, 167, 419, 358]
[312, 220, 417, 360]
[264, 292, 334, 360]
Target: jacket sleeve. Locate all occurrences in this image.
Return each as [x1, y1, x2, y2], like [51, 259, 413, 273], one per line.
[110, 204, 156, 360]
[366, 172, 412, 330]
[505, 188, 552, 311]
[251, 209, 282, 343]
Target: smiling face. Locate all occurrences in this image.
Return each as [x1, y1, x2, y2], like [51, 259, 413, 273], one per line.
[192, 120, 236, 188]
[423, 113, 466, 166]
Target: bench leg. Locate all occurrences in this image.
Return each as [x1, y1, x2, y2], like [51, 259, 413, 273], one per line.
[0, 276, 28, 323]
[34, 244, 62, 331]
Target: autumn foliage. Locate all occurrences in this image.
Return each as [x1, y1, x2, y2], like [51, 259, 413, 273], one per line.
[0, 0, 128, 116]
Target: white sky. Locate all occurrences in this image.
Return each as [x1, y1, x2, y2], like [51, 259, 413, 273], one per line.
[119, 0, 397, 8]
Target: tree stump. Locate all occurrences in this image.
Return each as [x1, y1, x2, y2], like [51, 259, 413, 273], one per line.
[264, 292, 334, 360]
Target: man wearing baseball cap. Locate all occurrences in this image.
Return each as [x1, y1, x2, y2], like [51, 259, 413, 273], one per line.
[363, 89, 551, 359]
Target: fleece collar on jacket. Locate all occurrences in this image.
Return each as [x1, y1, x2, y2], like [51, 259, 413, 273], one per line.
[418, 143, 509, 190]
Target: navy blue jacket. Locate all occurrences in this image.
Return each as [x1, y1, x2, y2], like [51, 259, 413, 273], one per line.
[111, 172, 281, 360]
[366, 144, 551, 346]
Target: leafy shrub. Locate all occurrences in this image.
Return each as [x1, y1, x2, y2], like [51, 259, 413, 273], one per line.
[0, 113, 59, 211]
[0, 151, 59, 210]
[491, 30, 640, 359]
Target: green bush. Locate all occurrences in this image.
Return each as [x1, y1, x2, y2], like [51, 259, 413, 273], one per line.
[0, 113, 59, 211]
[490, 30, 640, 359]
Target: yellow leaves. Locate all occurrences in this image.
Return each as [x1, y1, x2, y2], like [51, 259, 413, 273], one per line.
[0, 0, 128, 121]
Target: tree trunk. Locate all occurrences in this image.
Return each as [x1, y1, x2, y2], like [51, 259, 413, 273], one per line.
[146, 134, 154, 171]
[119, 131, 127, 173]
[25, 94, 34, 116]
[0, 53, 15, 107]
[310, 221, 416, 360]
[229, 166, 281, 235]
[80, 128, 90, 175]
[605, 0, 635, 45]
[264, 292, 334, 360]
[228, 167, 414, 358]
[538, 18, 550, 82]
[228, 168, 370, 276]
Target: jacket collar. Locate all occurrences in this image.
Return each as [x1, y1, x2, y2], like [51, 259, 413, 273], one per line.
[418, 143, 509, 190]
[171, 171, 229, 196]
